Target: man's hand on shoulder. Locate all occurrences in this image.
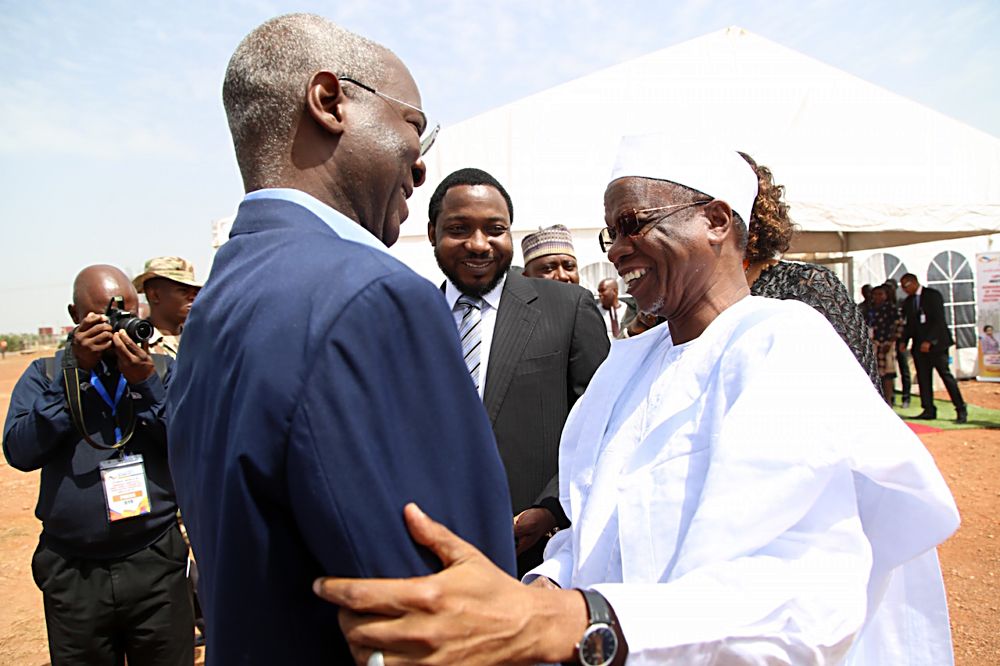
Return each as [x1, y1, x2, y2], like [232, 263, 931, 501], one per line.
[112, 331, 155, 384]
[72, 313, 113, 371]
[314, 503, 586, 666]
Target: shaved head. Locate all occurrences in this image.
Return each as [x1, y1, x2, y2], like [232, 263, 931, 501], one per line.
[69, 265, 138, 324]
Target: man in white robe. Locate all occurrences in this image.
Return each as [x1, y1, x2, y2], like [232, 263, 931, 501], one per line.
[313, 136, 959, 666]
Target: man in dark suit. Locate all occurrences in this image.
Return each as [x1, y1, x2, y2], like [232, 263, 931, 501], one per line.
[426, 168, 610, 575]
[166, 15, 515, 665]
[899, 273, 966, 423]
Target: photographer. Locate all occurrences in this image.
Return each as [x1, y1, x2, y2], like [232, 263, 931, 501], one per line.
[2, 264, 193, 666]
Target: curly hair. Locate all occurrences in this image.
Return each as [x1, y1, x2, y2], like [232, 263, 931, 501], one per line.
[738, 152, 795, 263]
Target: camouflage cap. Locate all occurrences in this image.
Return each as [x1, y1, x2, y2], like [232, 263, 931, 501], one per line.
[132, 256, 203, 293]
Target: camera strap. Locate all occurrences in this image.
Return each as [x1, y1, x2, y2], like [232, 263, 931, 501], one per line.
[62, 366, 137, 451]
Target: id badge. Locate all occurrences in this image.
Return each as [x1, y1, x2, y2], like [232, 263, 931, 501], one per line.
[99, 454, 152, 522]
[920, 313, 927, 324]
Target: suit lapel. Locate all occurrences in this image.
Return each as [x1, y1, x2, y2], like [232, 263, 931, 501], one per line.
[483, 272, 539, 424]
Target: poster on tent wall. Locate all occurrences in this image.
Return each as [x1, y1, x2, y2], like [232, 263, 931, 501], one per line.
[976, 253, 1000, 381]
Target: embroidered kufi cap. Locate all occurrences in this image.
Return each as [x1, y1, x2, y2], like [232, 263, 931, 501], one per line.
[521, 224, 576, 264]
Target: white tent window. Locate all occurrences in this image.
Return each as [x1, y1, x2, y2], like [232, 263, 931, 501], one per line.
[580, 261, 621, 295]
[926, 251, 976, 349]
[858, 253, 908, 288]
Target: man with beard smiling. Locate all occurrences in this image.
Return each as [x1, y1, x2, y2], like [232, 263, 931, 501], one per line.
[166, 15, 515, 665]
[316, 138, 959, 666]
[427, 167, 608, 576]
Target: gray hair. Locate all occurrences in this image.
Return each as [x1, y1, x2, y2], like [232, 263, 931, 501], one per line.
[223, 13, 388, 188]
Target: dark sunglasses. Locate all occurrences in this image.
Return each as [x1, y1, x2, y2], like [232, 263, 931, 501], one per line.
[598, 200, 711, 253]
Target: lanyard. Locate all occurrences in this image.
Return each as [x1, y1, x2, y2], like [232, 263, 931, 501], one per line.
[90, 371, 128, 443]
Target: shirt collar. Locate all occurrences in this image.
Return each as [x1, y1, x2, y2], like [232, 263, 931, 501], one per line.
[242, 188, 390, 255]
[444, 273, 507, 312]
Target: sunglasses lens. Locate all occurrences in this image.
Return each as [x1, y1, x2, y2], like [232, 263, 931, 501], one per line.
[617, 209, 640, 237]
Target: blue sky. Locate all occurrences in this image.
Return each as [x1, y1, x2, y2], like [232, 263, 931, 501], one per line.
[1, 0, 998, 332]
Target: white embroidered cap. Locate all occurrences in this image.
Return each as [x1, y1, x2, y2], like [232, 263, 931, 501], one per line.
[609, 134, 758, 226]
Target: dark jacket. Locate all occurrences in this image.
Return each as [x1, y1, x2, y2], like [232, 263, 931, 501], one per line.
[902, 286, 953, 353]
[3, 351, 177, 559]
[167, 197, 516, 665]
[487, 271, 609, 517]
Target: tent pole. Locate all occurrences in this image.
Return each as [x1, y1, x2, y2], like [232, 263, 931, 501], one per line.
[838, 231, 853, 295]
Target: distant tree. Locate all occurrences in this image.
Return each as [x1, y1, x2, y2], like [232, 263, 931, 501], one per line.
[1, 334, 24, 352]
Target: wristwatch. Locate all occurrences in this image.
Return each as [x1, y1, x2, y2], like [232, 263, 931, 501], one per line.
[568, 589, 626, 666]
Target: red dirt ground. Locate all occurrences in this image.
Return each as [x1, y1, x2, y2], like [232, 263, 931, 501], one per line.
[1, 351, 997, 664]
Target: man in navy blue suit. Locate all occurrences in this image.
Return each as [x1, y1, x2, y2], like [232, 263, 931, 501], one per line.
[166, 13, 515, 664]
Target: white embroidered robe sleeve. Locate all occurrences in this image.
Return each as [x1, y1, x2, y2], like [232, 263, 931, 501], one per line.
[529, 297, 958, 666]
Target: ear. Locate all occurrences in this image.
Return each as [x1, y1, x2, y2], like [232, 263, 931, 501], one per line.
[305, 71, 348, 137]
[427, 220, 437, 246]
[68, 304, 80, 325]
[703, 200, 734, 246]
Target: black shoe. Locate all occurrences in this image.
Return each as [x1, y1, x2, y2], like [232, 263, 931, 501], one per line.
[913, 411, 937, 420]
[902, 397, 911, 408]
[955, 409, 968, 424]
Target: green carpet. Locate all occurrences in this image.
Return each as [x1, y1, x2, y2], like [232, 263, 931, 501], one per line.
[892, 398, 1000, 430]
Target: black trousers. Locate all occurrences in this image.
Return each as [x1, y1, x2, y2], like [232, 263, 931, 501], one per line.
[32, 525, 194, 666]
[912, 349, 965, 414]
[895, 348, 912, 398]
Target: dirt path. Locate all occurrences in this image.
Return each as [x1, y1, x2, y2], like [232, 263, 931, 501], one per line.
[1, 352, 997, 664]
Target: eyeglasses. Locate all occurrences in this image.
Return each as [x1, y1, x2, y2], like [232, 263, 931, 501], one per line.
[598, 200, 711, 253]
[339, 76, 440, 156]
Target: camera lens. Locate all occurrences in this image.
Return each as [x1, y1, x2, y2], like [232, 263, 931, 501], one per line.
[129, 319, 155, 343]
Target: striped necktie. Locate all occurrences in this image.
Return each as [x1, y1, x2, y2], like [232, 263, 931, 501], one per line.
[456, 295, 483, 391]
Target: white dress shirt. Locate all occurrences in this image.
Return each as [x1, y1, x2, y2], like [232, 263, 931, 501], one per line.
[444, 275, 506, 400]
[600, 300, 629, 340]
[243, 188, 391, 255]
[528, 295, 958, 665]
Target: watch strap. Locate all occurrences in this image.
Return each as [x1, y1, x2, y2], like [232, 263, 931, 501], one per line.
[580, 589, 613, 625]
[565, 589, 627, 666]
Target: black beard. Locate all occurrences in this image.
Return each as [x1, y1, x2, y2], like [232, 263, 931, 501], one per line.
[435, 251, 511, 298]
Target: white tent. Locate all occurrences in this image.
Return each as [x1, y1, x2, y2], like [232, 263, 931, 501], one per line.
[390, 26, 1000, 287]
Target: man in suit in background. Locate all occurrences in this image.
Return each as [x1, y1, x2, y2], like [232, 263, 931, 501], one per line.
[427, 167, 609, 575]
[597, 277, 637, 340]
[167, 15, 515, 665]
[900, 273, 966, 423]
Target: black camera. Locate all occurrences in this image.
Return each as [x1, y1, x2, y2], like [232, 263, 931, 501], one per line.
[105, 296, 154, 343]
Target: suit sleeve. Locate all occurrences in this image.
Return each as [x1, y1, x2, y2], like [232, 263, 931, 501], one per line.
[924, 289, 949, 347]
[566, 291, 610, 406]
[285, 272, 516, 579]
[535, 291, 610, 527]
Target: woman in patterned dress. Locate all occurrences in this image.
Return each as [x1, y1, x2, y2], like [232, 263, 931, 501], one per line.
[739, 152, 881, 391]
[870, 285, 901, 403]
